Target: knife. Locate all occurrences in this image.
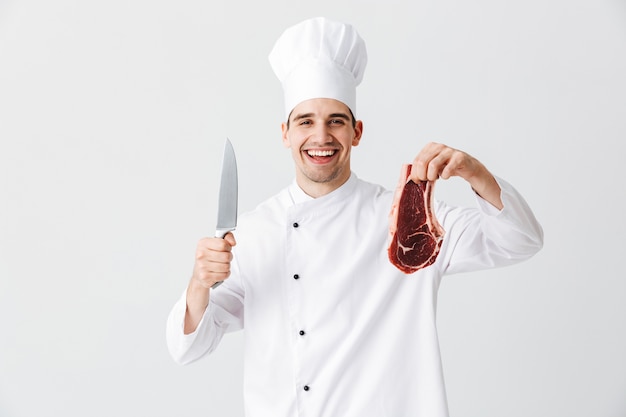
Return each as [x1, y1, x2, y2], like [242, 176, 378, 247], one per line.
[212, 138, 238, 289]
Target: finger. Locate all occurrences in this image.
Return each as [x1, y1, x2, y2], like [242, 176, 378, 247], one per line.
[223, 232, 237, 247]
[196, 270, 231, 288]
[196, 247, 233, 264]
[411, 142, 443, 181]
[426, 151, 452, 181]
[197, 260, 231, 274]
[410, 158, 427, 182]
[411, 152, 432, 181]
[439, 159, 456, 180]
[440, 151, 469, 180]
[193, 263, 232, 287]
[197, 237, 234, 252]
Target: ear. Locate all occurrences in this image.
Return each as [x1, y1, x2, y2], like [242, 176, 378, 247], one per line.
[281, 122, 290, 148]
[352, 120, 363, 147]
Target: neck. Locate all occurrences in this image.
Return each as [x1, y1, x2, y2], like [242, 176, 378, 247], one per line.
[297, 172, 351, 198]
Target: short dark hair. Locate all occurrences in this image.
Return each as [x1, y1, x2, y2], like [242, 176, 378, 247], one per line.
[286, 107, 357, 129]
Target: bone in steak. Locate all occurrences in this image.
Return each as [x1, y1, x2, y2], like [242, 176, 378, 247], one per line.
[388, 164, 445, 273]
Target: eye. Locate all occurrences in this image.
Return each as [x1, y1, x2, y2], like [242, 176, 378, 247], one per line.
[299, 120, 312, 126]
[329, 119, 345, 125]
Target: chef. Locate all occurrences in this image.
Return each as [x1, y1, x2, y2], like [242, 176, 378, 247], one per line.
[167, 17, 543, 417]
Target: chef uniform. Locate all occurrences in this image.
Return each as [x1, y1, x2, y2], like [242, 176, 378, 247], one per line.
[166, 17, 543, 417]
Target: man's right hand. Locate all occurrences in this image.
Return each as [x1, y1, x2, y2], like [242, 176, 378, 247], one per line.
[191, 233, 237, 289]
[184, 233, 236, 334]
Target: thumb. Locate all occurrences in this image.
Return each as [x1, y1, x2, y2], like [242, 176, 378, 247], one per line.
[224, 232, 237, 247]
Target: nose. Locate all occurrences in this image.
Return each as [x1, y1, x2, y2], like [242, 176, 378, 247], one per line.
[311, 123, 332, 143]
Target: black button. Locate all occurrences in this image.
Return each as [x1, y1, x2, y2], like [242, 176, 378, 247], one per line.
[293, 222, 299, 228]
[299, 330, 305, 336]
[303, 385, 310, 391]
[293, 274, 300, 280]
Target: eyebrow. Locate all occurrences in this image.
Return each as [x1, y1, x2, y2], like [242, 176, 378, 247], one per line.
[291, 112, 351, 122]
[328, 113, 351, 121]
[292, 112, 314, 122]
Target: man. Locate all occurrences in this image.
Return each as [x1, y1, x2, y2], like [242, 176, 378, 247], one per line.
[167, 17, 543, 417]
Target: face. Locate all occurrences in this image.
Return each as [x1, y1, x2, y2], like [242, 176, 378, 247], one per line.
[281, 98, 363, 198]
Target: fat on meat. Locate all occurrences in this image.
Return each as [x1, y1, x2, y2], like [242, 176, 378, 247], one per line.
[388, 164, 445, 274]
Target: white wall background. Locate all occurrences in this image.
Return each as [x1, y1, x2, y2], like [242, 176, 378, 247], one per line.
[1, 0, 624, 416]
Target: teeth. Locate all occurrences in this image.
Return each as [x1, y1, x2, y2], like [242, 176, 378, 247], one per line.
[307, 150, 335, 157]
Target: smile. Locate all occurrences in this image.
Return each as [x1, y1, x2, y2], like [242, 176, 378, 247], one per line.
[306, 150, 336, 157]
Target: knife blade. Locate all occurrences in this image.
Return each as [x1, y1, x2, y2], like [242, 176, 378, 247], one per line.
[212, 138, 238, 289]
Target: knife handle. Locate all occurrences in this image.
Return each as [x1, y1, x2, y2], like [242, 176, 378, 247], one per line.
[214, 229, 231, 239]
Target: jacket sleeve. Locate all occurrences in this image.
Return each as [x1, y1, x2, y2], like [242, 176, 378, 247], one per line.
[165, 263, 245, 365]
[437, 176, 544, 275]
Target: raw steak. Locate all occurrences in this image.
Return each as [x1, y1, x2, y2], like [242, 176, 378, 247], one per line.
[388, 164, 445, 273]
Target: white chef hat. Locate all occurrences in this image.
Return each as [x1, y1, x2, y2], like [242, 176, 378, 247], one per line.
[269, 17, 368, 121]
